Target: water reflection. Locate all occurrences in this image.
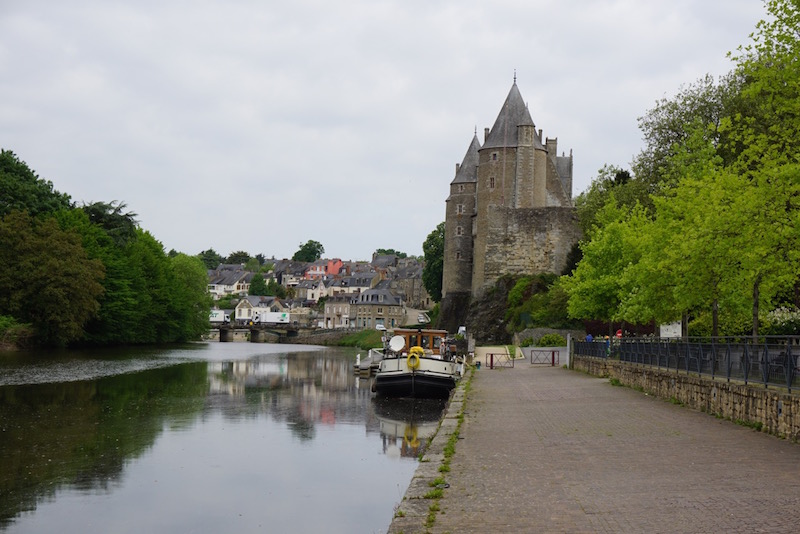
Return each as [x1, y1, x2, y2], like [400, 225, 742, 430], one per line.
[373, 397, 447, 459]
[0, 345, 446, 533]
[0, 362, 208, 529]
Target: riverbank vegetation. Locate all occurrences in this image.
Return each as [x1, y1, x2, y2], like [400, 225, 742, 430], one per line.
[564, 0, 800, 337]
[335, 329, 383, 349]
[0, 150, 211, 348]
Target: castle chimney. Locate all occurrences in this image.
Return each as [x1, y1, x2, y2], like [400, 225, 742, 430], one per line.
[455, 163, 460, 174]
[484, 128, 490, 142]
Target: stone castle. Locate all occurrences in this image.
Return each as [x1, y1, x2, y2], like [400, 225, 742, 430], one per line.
[439, 79, 582, 332]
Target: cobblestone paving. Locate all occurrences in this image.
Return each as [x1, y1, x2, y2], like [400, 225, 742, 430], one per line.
[410, 364, 800, 533]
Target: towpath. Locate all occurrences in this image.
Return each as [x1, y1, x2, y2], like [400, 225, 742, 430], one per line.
[389, 360, 800, 533]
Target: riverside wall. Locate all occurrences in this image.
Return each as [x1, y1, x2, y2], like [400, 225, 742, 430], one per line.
[573, 355, 800, 441]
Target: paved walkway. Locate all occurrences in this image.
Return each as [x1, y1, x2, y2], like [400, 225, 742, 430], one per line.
[389, 362, 800, 533]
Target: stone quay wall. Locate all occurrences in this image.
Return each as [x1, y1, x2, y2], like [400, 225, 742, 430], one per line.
[573, 355, 800, 442]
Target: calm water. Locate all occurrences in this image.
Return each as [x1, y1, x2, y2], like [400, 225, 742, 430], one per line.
[0, 342, 446, 533]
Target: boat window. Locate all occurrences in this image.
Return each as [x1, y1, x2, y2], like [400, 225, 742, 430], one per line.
[421, 336, 430, 349]
[433, 337, 441, 350]
[409, 335, 418, 347]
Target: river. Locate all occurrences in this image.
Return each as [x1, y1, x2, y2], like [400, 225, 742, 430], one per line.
[0, 342, 446, 533]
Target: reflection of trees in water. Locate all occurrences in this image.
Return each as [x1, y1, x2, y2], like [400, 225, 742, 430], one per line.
[0, 362, 208, 529]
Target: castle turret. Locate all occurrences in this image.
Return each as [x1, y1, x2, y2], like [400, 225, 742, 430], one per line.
[440, 134, 480, 332]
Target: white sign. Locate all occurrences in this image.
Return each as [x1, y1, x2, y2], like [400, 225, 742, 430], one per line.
[659, 321, 682, 338]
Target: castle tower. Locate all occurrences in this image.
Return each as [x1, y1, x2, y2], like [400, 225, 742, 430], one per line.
[442, 134, 480, 297]
[440, 79, 581, 331]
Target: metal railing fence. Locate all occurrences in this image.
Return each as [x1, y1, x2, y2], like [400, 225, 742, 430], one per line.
[574, 336, 799, 393]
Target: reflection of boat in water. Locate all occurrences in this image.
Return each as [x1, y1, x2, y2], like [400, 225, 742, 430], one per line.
[373, 397, 446, 458]
[373, 328, 465, 399]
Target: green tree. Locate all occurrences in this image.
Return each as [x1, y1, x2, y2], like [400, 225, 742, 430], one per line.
[374, 248, 408, 259]
[564, 199, 649, 326]
[727, 0, 800, 174]
[422, 222, 445, 302]
[57, 208, 139, 344]
[266, 278, 287, 299]
[249, 274, 268, 296]
[227, 250, 251, 265]
[575, 164, 645, 237]
[244, 257, 261, 271]
[164, 253, 212, 341]
[292, 240, 324, 262]
[198, 248, 224, 269]
[0, 149, 72, 217]
[0, 210, 105, 346]
[81, 201, 138, 246]
[633, 73, 742, 193]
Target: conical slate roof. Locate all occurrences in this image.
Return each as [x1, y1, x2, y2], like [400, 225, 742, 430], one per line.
[483, 82, 543, 150]
[451, 133, 481, 184]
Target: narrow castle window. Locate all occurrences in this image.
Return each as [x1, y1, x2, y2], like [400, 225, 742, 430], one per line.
[458, 184, 464, 192]
[456, 204, 464, 215]
[456, 251, 462, 260]
[456, 226, 463, 236]
[492, 152, 498, 161]
[489, 176, 495, 189]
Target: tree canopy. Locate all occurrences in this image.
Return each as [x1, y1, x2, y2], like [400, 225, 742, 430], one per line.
[292, 240, 324, 262]
[0, 151, 212, 347]
[374, 248, 408, 259]
[422, 222, 444, 302]
[0, 149, 72, 217]
[564, 0, 800, 337]
[197, 248, 224, 269]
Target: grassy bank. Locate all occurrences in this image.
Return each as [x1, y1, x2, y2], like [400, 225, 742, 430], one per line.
[334, 329, 383, 349]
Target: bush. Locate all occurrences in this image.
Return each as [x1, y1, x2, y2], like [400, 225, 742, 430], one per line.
[761, 307, 800, 336]
[536, 333, 567, 347]
[520, 337, 535, 347]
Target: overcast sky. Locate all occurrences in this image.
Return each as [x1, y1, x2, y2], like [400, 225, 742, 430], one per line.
[1, 0, 767, 261]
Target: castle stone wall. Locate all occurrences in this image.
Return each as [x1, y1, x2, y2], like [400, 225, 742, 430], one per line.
[476, 206, 581, 293]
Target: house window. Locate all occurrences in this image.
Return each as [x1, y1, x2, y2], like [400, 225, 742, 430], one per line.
[489, 176, 495, 189]
[377, 307, 383, 314]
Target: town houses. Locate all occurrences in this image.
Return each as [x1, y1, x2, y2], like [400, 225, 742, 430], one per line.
[208, 253, 433, 330]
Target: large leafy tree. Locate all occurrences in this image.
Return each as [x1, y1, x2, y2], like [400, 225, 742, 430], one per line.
[564, 200, 647, 325]
[81, 201, 138, 246]
[422, 222, 444, 302]
[566, 1, 800, 337]
[57, 208, 139, 344]
[198, 248, 224, 269]
[292, 240, 324, 262]
[164, 253, 212, 342]
[0, 210, 104, 346]
[575, 165, 644, 237]
[266, 278, 287, 299]
[0, 149, 72, 217]
[249, 274, 268, 296]
[226, 250, 251, 265]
